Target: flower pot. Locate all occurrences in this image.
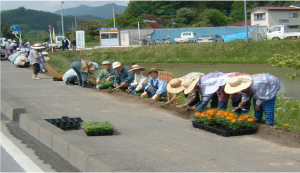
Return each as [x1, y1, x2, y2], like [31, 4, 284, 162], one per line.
[219, 129, 232, 137]
[239, 128, 248, 135]
[248, 127, 258, 134]
[106, 131, 113, 135]
[84, 130, 114, 136]
[231, 130, 239, 136]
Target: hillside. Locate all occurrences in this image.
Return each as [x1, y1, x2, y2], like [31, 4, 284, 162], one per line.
[53, 3, 126, 19]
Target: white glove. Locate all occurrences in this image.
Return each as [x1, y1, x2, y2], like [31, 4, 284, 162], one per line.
[151, 94, 159, 100]
[141, 92, 147, 98]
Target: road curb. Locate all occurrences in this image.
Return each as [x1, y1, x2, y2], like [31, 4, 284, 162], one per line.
[1, 99, 26, 121]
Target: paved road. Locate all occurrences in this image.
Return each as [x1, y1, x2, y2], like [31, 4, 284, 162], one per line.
[1, 61, 300, 172]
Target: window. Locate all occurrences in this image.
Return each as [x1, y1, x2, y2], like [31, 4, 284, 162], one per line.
[254, 13, 265, 21]
[183, 33, 191, 36]
[111, 33, 118, 38]
[279, 19, 289, 23]
[101, 34, 109, 39]
[269, 26, 281, 32]
[289, 13, 298, 18]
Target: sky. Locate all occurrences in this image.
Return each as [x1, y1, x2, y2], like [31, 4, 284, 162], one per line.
[0, 0, 129, 13]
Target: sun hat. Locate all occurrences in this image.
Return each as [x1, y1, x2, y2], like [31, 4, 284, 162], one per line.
[142, 68, 163, 77]
[203, 74, 230, 95]
[183, 77, 201, 94]
[224, 75, 252, 94]
[102, 60, 111, 65]
[128, 64, 146, 73]
[166, 78, 185, 93]
[41, 51, 48, 55]
[31, 43, 45, 49]
[112, 61, 122, 68]
[92, 62, 99, 70]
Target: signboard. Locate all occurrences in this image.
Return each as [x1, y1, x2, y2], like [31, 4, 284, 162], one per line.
[76, 30, 85, 50]
[11, 25, 20, 31]
[158, 71, 173, 82]
[99, 27, 120, 31]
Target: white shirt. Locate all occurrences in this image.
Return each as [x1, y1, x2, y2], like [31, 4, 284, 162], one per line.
[130, 71, 148, 91]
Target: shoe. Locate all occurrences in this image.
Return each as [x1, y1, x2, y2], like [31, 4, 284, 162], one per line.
[32, 74, 35, 79]
[33, 74, 40, 80]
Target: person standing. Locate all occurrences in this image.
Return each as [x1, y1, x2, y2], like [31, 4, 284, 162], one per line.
[62, 38, 69, 51]
[224, 73, 281, 125]
[28, 43, 45, 80]
[71, 39, 76, 51]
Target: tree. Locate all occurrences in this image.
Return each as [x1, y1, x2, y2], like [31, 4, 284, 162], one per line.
[175, 8, 196, 26]
[200, 9, 228, 26]
[1, 23, 14, 38]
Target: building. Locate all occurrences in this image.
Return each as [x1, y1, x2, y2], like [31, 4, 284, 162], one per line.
[248, 6, 300, 30]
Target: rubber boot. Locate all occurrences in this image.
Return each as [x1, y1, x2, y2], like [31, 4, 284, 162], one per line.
[78, 80, 82, 86]
[33, 74, 40, 80]
[82, 81, 91, 88]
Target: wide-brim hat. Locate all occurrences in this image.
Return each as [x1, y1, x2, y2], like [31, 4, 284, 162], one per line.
[92, 62, 99, 70]
[31, 43, 45, 49]
[112, 61, 122, 69]
[128, 64, 146, 73]
[224, 75, 252, 94]
[203, 74, 230, 95]
[183, 77, 201, 94]
[142, 68, 163, 77]
[167, 78, 185, 93]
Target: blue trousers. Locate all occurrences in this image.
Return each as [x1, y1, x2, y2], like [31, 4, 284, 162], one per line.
[71, 60, 88, 86]
[253, 97, 276, 125]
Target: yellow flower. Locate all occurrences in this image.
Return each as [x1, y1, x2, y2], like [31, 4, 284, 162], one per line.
[284, 123, 289, 127]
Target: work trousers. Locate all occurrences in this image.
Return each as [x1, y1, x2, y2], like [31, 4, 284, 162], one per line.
[33, 63, 40, 75]
[253, 97, 276, 125]
[71, 60, 88, 86]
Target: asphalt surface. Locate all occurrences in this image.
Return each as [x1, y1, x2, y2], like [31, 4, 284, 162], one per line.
[1, 60, 300, 172]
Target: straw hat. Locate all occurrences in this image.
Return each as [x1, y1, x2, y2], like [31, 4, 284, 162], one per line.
[128, 64, 146, 73]
[41, 51, 48, 55]
[224, 75, 252, 94]
[183, 77, 201, 94]
[112, 61, 122, 68]
[167, 78, 184, 93]
[17, 51, 23, 54]
[142, 68, 163, 77]
[31, 43, 45, 49]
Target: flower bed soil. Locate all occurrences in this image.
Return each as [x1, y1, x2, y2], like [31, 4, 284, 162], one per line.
[96, 88, 300, 148]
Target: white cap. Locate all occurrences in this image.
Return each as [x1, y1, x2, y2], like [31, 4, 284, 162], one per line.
[112, 61, 122, 69]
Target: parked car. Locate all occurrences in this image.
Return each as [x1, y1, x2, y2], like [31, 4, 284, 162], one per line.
[174, 32, 197, 43]
[266, 25, 300, 40]
[197, 34, 224, 43]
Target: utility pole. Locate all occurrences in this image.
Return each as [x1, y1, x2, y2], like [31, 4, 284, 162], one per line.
[75, 15, 77, 27]
[61, 1, 65, 37]
[113, 5, 116, 27]
[244, 0, 248, 43]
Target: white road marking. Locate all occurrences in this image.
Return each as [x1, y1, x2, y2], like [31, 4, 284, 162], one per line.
[0, 131, 44, 172]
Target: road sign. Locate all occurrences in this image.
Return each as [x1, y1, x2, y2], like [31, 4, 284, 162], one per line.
[11, 25, 20, 31]
[76, 30, 85, 50]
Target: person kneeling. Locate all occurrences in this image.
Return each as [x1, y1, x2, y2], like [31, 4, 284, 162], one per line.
[141, 68, 167, 100]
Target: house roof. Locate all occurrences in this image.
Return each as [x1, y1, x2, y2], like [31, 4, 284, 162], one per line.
[289, 4, 300, 8]
[229, 20, 251, 26]
[248, 6, 300, 12]
[143, 20, 164, 29]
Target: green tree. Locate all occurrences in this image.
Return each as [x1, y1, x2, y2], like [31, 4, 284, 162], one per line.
[1, 23, 14, 38]
[175, 8, 196, 26]
[200, 9, 228, 26]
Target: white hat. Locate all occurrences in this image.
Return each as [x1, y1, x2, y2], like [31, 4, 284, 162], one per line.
[112, 61, 122, 68]
[92, 62, 99, 70]
[203, 75, 230, 95]
[41, 51, 48, 55]
[224, 75, 253, 94]
[102, 60, 111, 65]
[142, 68, 163, 77]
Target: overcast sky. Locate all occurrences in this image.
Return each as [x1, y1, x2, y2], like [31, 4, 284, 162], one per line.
[0, 0, 129, 13]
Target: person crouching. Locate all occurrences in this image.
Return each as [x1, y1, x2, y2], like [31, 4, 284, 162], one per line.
[127, 64, 148, 94]
[141, 68, 167, 100]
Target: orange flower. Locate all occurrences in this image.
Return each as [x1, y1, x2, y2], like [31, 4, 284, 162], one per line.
[126, 89, 129, 91]
[226, 117, 232, 120]
[116, 88, 119, 91]
[175, 102, 179, 105]
[231, 119, 236, 123]
[192, 106, 196, 109]
[195, 112, 201, 116]
[247, 118, 254, 122]
[284, 123, 289, 127]
[207, 116, 212, 120]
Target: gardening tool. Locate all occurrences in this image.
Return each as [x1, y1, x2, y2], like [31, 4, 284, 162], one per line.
[232, 106, 241, 112]
[112, 86, 121, 90]
[165, 96, 181, 105]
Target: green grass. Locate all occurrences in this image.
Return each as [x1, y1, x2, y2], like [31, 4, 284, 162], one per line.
[47, 39, 300, 132]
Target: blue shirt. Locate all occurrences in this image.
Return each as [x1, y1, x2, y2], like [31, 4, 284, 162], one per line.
[197, 71, 226, 102]
[114, 66, 134, 85]
[241, 73, 281, 105]
[144, 76, 167, 95]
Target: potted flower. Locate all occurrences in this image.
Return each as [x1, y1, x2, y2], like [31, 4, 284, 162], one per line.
[53, 74, 63, 81]
[81, 121, 114, 136]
